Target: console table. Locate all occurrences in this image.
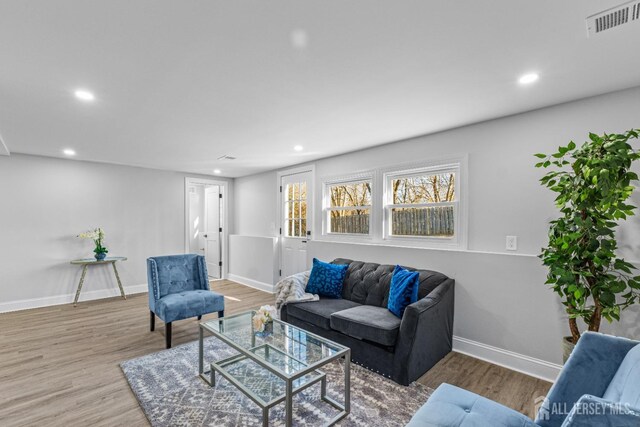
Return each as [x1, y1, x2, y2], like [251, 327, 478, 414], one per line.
[70, 257, 127, 306]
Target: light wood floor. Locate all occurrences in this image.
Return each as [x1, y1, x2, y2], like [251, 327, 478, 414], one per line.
[0, 281, 551, 426]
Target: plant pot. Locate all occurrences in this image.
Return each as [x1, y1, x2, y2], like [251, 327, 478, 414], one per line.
[95, 252, 107, 261]
[562, 336, 576, 363]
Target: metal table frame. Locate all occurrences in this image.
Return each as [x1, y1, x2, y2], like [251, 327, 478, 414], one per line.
[199, 314, 351, 426]
[70, 257, 127, 306]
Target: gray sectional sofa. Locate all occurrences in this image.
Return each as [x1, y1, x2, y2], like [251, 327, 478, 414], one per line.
[280, 258, 455, 385]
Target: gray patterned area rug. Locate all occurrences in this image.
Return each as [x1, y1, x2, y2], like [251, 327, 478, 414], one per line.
[121, 337, 431, 426]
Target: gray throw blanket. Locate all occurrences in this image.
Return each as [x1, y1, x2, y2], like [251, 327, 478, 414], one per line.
[274, 270, 318, 313]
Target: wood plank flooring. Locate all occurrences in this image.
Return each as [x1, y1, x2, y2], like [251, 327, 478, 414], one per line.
[0, 281, 550, 426]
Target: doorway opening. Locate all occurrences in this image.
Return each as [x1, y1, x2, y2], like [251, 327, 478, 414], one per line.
[185, 177, 228, 279]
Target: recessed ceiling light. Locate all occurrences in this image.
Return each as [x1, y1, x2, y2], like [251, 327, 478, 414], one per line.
[518, 73, 539, 85]
[213, 169, 221, 174]
[294, 145, 303, 152]
[290, 29, 309, 50]
[74, 89, 95, 101]
[63, 148, 76, 156]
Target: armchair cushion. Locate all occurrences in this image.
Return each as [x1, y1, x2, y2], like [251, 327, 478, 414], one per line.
[330, 305, 401, 347]
[156, 290, 224, 324]
[603, 343, 640, 407]
[155, 255, 206, 297]
[407, 383, 537, 427]
[560, 394, 640, 427]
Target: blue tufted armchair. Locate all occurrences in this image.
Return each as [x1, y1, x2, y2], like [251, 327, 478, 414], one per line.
[407, 332, 640, 426]
[147, 254, 225, 348]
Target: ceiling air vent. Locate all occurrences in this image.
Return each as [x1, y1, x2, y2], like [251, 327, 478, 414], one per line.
[216, 154, 236, 161]
[586, 1, 640, 37]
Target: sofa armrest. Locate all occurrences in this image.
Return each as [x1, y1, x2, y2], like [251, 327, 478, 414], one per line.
[536, 332, 637, 427]
[393, 278, 455, 385]
[559, 395, 640, 427]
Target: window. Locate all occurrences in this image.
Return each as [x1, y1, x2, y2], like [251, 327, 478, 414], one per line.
[385, 164, 459, 239]
[284, 181, 307, 237]
[317, 158, 465, 248]
[324, 179, 372, 235]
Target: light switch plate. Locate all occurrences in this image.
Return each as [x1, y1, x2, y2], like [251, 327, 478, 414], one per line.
[506, 236, 518, 251]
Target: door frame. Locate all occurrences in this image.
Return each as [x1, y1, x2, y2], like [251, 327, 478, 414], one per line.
[276, 164, 315, 279]
[184, 177, 229, 279]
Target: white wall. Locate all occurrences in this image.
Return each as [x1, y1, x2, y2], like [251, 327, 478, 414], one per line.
[228, 235, 278, 293]
[0, 154, 232, 311]
[233, 86, 640, 378]
[234, 171, 279, 237]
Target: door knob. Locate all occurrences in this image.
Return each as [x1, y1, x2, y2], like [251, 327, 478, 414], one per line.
[203, 234, 208, 238]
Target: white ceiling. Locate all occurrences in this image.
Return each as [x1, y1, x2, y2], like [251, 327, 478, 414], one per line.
[1, 1, 639, 177]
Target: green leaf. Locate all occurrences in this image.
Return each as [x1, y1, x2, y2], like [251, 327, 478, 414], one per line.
[537, 128, 640, 330]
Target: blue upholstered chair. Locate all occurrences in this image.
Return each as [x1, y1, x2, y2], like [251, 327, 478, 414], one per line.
[407, 332, 640, 427]
[147, 254, 224, 348]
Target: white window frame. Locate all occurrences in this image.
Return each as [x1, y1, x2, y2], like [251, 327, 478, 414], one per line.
[322, 172, 375, 238]
[382, 158, 466, 249]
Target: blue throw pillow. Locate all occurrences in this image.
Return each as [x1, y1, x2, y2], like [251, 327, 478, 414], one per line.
[306, 258, 348, 299]
[387, 265, 420, 318]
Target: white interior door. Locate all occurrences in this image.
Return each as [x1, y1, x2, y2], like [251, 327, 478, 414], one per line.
[188, 186, 205, 254]
[204, 186, 221, 278]
[280, 171, 313, 278]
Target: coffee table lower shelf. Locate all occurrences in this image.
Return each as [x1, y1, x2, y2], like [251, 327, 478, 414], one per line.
[200, 351, 347, 427]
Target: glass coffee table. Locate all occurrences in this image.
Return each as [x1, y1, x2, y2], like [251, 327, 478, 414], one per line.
[199, 311, 351, 426]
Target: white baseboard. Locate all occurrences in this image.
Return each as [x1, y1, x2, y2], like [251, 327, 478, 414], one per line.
[453, 335, 562, 383]
[0, 284, 148, 313]
[227, 273, 275, 294]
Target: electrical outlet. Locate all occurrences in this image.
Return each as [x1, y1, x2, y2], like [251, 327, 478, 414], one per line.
[506, 236, 518, 251]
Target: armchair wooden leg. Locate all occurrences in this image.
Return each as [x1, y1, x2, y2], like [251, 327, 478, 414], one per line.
[165, 322, 172, 349]
[150, 311, 155, 331]
[197, 315, 202, 320]
[218, 310, 224, 318]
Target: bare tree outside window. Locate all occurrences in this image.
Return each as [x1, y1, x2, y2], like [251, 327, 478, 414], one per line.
[389, 172, 456, 237]
[392, 173, 455, 204]
[327, 180, 371, 234]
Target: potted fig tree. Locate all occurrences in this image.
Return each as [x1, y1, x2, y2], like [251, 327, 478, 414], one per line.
[535, 129, 640, 361]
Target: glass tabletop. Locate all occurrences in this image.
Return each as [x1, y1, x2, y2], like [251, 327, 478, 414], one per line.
[202, 311, 348, 378]
[70, 256, 127, 264]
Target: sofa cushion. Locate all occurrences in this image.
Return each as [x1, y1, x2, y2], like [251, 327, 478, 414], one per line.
[286, 298, 361, 330]
[330, 305, 401, 347]
[306, 258, 348, 298]
[155, 289, 224, 323]
[603, 343, 640, 407]
[407, 383, 538, 427]
[332, 258, 449, 306]
[387, 265, 420, 318]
